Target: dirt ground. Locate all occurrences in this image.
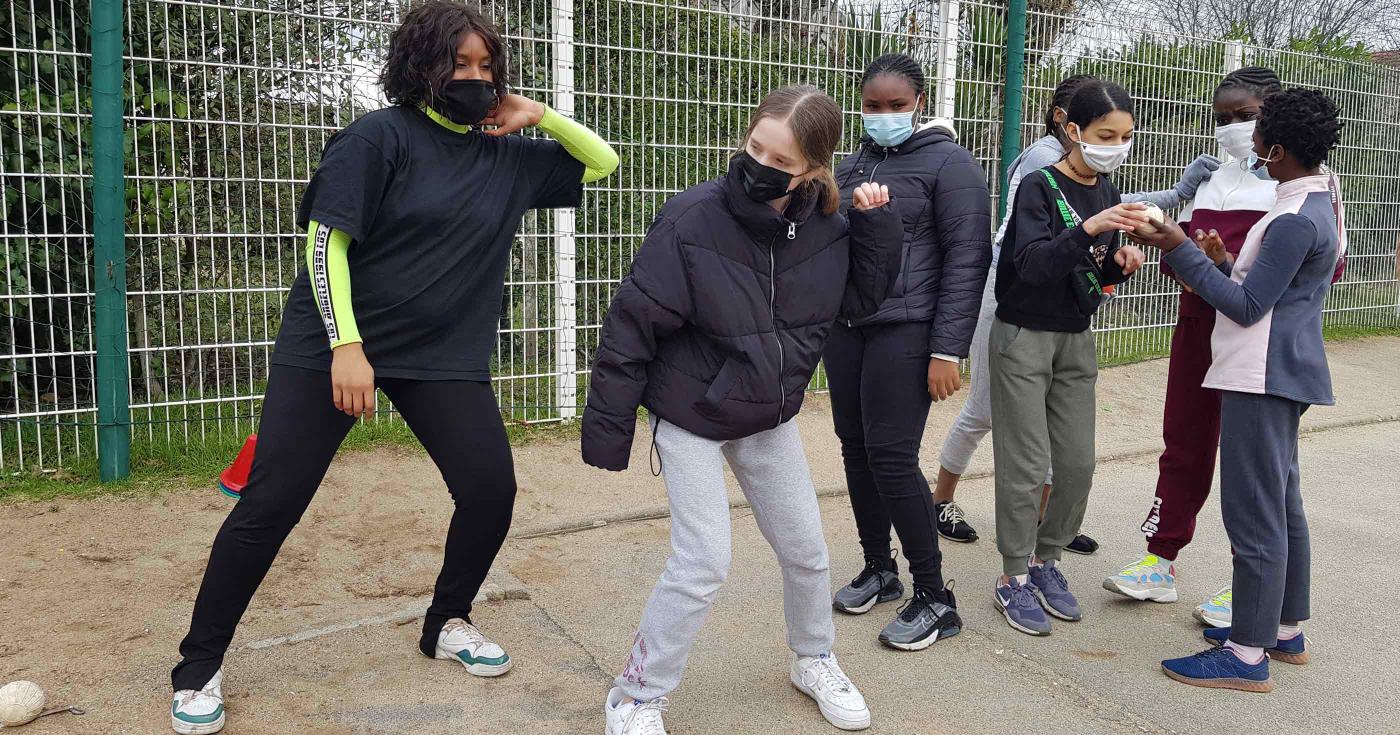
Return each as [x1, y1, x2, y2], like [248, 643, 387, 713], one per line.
[1, 337, 1397, 734]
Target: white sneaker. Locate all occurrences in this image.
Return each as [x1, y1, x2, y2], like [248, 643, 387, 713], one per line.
[1194, 586, 1233, 628]
[790, 653, 871, 731]
[604, 686, 668, 735]
[1101, 553, 1178, 603]
[434, 618, 513, 677]
[171, 669, 225, 734]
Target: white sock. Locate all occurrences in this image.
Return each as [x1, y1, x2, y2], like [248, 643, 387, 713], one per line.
[1012, 573, 1029, 585]
[1029, 556, 1045, 569]
[1278, 624, 1303, 640]
[1224, 640, 1266, 664]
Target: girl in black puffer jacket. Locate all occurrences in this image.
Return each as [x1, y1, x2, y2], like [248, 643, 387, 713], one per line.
[827, 54, 993, 651]
[582, 85, 901, 735]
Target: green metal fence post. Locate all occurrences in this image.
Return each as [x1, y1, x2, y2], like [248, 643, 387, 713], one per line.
[997, 0, 1028, 223]
[91, 0, 131, 481]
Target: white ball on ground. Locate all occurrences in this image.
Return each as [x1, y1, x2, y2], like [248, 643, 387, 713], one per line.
[0, 680, 45, 726]
[1136, 203, 1165, 235]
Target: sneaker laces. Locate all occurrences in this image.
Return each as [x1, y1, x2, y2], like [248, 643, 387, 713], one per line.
[175, 686, 217, 712]
[809, 655, 854, 695]
[938, 501, 968, 527]
[443, 619, 488, 648]
[1042, 563, 1070, 591]
[623, 697, 669, 735]
[896, 589, 934, 622]
[1008, 580, 1037, 608]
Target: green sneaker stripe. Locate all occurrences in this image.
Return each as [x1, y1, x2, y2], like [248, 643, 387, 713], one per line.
[172, 703, 224, 724]
[455, 650, 510, 667]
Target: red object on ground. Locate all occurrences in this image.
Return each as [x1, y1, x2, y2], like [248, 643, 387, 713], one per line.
[218, 434, 257, 499]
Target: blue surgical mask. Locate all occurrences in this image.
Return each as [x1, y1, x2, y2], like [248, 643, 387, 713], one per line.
[862, 111, 916, 148]
[1247, 146, 1278, 181]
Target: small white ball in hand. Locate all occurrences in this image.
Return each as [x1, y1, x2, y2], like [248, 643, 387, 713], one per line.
[0, 680, 46, 727]
[1135, 203, 1165, 235]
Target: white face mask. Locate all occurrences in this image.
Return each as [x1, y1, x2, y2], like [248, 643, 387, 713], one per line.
[1069, 125, 1133, 174]
[1214, 120, 1257, 160]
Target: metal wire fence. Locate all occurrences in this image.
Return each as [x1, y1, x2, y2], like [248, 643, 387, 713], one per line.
[1, 0, 1397, 469]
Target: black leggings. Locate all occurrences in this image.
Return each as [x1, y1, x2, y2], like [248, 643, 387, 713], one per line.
[171, 364, 517, 691]
[825, 321, 945, 593]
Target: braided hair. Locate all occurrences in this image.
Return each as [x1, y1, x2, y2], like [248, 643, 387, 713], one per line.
[1256, 87, 1343, 169]
[861, 53, 927, 96]
[1044, 74, 1095, 141]
[1214, 66, 1281, 101]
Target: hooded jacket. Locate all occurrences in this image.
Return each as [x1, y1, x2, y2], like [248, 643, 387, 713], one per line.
[581, 157, 903, 470]
[833, 121, 992, 357]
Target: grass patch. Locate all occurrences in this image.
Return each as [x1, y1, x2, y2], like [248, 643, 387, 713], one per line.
[0, 415, 580, 503]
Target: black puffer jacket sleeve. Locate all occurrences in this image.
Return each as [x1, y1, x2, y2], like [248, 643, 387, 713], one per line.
[581, 218, 692, 471]
[839, 202, 903, 321]
[928, 147, 993, 357]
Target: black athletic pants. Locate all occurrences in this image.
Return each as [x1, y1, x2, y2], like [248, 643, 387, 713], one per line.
[825, 320, 946, 593]
[171, 364, 517, 691]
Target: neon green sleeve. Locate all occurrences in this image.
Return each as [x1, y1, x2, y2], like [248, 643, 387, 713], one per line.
[305, 219, 361, 348]
[537, 106, 619, 183]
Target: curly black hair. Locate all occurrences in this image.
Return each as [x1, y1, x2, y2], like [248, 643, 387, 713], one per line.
[1044, 74, 1094, 138]
[379, 1, 510, 108]
[1215, 66, 1281, 101]
[861, 53, 926, 96]
[1257, 87, 1343, 169]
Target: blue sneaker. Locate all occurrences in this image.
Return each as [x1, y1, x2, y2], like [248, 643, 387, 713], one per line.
[1028, 560, 1081, 621]
[1204, 626, 1310, 665]
[1162, 646, 1273, 692]
[994, 577, 1051, 636]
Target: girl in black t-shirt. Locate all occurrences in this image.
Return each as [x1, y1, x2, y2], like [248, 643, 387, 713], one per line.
[988, 80, 1149, 637]
[169, 4, 617, 732]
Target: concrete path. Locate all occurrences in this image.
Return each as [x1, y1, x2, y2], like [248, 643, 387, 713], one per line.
[2, 337, 1397, 734]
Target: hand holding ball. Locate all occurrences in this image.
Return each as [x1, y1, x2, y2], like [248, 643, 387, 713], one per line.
[0, 681, 45, 727]
[1134, 203, 1165, 235]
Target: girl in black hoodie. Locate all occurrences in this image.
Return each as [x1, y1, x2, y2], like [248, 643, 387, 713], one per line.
[582, 85, 900, 734]
[989, 80, 1149, 637]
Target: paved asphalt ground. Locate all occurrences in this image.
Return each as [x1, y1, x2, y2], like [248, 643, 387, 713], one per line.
[3, 337, 1397, 734]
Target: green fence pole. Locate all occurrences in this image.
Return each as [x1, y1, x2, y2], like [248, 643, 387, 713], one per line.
[91, 0, 131, 481]
[997, 0, 1028, 223]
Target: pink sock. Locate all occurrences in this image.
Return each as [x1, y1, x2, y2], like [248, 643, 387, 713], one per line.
[1278, 624, 1303, 640]
[1225, 640, 1266, 664]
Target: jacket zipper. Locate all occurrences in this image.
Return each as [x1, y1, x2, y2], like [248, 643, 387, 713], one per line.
[770, 222, 795, 428]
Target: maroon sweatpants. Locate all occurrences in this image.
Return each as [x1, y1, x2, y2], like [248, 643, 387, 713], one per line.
[1141, 292, 1221, 560]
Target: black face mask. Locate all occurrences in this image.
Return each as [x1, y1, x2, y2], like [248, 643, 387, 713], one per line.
[733, 150, 798, 202]
[436, 79, 497, 126]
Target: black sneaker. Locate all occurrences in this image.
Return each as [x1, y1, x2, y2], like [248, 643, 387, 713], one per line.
[935, 501, 978, 543]
[878, 582, 962, 651]
[1065, 534, 1100, 555]
[833, 552, 903, 615]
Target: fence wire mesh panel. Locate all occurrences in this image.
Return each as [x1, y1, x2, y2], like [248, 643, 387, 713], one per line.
[2, 0, 1398, 469]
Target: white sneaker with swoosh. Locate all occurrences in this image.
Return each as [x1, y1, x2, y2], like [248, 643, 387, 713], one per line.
[791, 653, 871, 731]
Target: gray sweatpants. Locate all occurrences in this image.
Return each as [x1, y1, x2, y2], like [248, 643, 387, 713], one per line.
[616, 417, 835, 701]
[988, 318, 1097, 577]
[1220, 391, 1311, 648]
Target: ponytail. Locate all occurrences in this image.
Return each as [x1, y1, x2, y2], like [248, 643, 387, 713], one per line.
[806, 167, 841, 215]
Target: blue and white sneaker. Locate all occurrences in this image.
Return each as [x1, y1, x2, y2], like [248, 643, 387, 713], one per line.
[434, 618, 513, 677]
[1204, 626, 1310, 665]
[1102, 553, 1178, 602]
[1194, 586, 1232, 628]
[171, 669, 225, 734]
[1162, 645, 1273, 692]
[994, 577, 1051, 636]
[1028, 560, 1081, 621]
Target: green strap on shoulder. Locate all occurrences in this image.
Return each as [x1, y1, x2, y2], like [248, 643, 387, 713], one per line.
[1039, 168, 1081, 230]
